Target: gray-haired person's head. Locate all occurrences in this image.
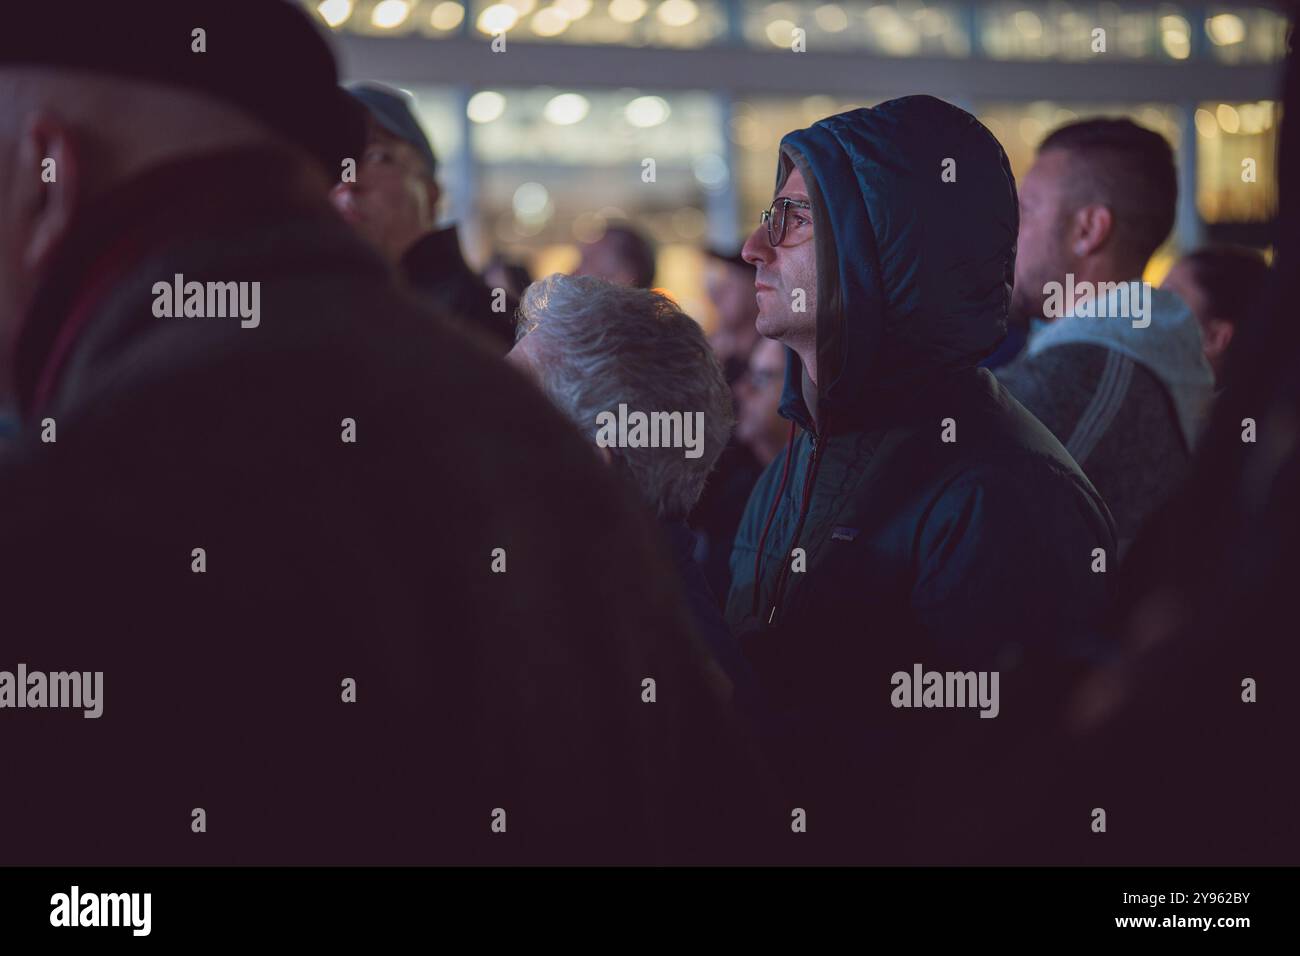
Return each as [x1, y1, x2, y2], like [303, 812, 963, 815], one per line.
[510, 274, 734, 520]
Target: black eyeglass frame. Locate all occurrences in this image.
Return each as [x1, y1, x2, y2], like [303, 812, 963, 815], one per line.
[759, 197, 813, 247]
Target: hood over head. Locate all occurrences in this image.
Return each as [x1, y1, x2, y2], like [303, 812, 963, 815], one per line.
[774, 95, 1018, 432]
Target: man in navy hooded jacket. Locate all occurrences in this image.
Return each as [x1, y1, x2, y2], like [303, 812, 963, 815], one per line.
[728, 96, 1116, 863]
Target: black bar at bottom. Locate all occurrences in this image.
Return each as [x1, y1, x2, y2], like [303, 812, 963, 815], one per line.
[0, 865, 1290, 942]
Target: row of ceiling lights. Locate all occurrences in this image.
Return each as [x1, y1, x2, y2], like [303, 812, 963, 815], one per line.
[316, 0, 700, 32]
[317, 2, 1255, 48]
[468, 91, 672, 126]
[473, 95, 1271, 147]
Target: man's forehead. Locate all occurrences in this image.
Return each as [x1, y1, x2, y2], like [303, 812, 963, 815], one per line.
[365, 119, 404, 148]
[364, 122, 433, 176]
[777, 165, 809, 198]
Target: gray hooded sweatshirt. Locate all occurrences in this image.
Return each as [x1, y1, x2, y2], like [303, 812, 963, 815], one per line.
[996, 285, 1215, 556]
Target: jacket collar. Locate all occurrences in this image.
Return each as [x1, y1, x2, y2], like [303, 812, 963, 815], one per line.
[400, 225, 472, 286]
[15, 148, 328, 418]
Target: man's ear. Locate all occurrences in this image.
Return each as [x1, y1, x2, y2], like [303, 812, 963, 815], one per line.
[423, 176, 441, 227]
[19, 113, 80, 273]
[1072, 204, 1114, 258]
[1201, 317, 1235, 362]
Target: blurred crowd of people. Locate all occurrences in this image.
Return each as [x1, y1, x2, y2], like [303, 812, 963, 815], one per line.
[1, 0, 1294, 865]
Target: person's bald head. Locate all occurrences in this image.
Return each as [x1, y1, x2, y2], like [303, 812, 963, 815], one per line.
[0, 68, 326, 400]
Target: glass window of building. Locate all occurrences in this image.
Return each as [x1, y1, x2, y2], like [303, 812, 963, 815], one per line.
[978, 101, 1181, 179]
[468, 0, 726, 47]
[469, 87, 725, 317]
[979, 2, 1193, 62]
[1195, 100, 1280, 223]
[741, 2, 970, 56]
[1204, 6, 1289, 64]
[310, 0, 726, 45]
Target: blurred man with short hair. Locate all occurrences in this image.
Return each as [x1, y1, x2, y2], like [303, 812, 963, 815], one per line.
[997, 119, 1215, 552]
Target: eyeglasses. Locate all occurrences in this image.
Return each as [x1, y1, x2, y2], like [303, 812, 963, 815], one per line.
[759, 197, 812, 247]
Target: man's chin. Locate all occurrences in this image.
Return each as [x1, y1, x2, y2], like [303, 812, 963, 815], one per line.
[754, 312, 788, 342]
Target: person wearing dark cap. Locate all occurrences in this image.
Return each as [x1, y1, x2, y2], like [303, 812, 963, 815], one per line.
[331, 82, 515, 351]
[0, 1, 767, 865]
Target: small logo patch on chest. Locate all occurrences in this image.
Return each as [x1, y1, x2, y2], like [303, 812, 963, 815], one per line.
[830, 526, 859, 542]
